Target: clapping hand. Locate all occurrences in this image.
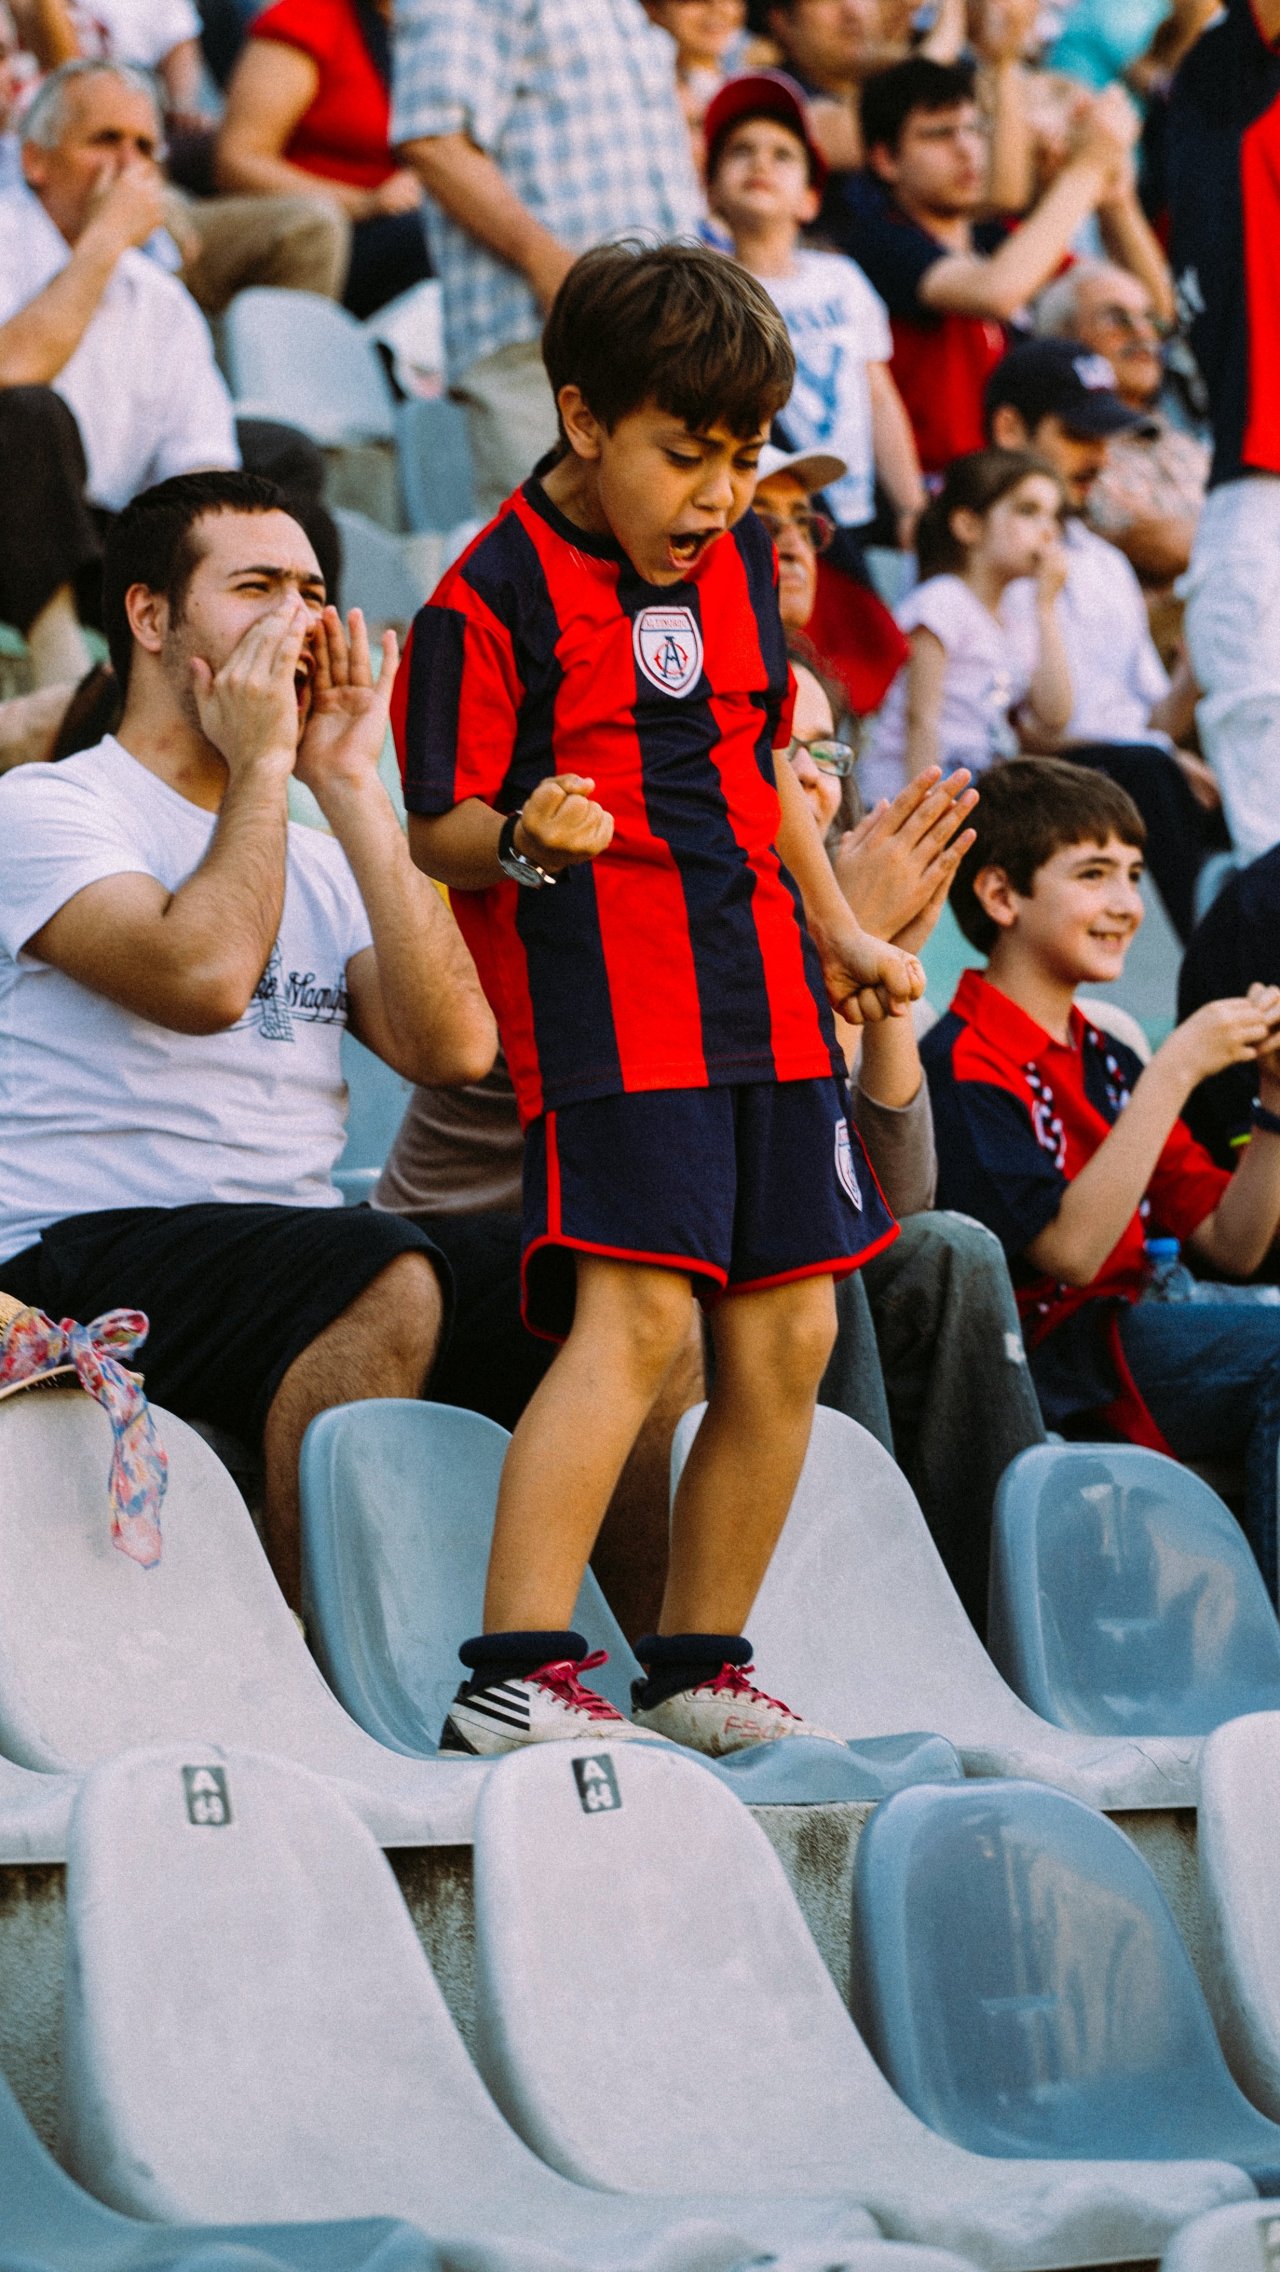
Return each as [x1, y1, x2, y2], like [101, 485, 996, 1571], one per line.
[833, 766, 978, 955]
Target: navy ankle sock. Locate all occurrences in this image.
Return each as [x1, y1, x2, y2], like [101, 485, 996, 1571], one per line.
[458, 1630, 587, 1691]
[631, 1632, 751, 1712]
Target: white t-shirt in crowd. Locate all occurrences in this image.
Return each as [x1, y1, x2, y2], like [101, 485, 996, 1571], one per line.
[0, 187, 237, 512]
[0, 737, 374, 1264]
[1002, 516, 1168, 746]
[68, 0, 200, 68]
[756, 248, 892, 530]
[861, 573, 1029, 805]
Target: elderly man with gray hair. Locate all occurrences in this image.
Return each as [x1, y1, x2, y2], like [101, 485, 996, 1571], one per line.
[0, 59, 238, 688]
[1034, 257, 1209, 592]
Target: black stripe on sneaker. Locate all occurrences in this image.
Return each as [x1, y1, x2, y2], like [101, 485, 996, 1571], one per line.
[464, 1696, 531, 1730]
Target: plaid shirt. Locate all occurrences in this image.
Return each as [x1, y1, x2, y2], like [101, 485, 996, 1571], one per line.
[391, 0, 703, 381]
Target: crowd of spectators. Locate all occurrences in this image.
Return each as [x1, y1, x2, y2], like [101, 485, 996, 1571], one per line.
[1, 0, 1280, 1743]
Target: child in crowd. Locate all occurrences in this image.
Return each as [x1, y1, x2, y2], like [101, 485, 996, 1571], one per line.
[642, 0, 748, 143]
[396, 242, 924, 1756]
[705, 70, 927, 560]
[923, 759, 1280, 1595]
[862, 447, 1070, 805]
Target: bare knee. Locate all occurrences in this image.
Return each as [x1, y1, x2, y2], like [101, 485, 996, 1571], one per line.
[575, 1261, 695, 1395]
[717, 1276, 837, 1403]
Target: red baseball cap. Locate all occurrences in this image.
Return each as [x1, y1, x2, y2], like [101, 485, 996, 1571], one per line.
[704, 70, 828, 195]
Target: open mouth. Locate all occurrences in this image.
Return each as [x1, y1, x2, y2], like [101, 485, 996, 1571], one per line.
[667, 529, 718, 570]
[294, 659, 314, 709]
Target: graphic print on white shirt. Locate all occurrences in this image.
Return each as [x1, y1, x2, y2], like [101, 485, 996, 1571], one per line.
[0, 737, 374, 1260]
[758, 248, 893, 529]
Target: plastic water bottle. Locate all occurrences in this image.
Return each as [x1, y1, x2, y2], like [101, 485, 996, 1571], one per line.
[1144, 1236, 1187, 1301]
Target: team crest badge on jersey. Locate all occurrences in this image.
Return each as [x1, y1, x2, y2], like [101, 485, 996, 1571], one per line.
[835, 1120, 863, 1210]
[633, 606, 703, 697]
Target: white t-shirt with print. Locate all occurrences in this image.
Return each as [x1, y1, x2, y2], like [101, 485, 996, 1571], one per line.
[757, 248, 892, 530]
[0, 737, 374, 1264]
[862, 573, 1029, 806]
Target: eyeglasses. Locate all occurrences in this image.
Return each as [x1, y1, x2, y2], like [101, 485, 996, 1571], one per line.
[788, 735, 855, 777]
[754, 506, 835, 553]
[1095, 304, 1161, 339]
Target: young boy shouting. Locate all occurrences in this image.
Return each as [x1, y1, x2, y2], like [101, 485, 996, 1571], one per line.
[923, 758, 1280, 1594]
[395, 241, 923, 1755]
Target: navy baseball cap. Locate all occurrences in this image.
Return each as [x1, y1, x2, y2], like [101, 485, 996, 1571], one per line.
[984, 338, 1153, 438]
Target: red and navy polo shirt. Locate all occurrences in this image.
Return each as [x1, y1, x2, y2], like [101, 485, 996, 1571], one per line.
[1168, 0, 1280, 488]
[393, 475, 841, 1127]
[823, 175, 1008, 477]
[922, 969, 1230, 1353]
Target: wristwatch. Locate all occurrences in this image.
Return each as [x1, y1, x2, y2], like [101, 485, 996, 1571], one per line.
[497, 810, 557, 889]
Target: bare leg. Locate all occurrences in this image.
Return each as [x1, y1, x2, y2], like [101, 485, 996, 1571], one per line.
[0, 681, 77, 771]
[26, 586, 92, 691]
[590, 1312, 705, 1641]
[484, 1257, 695, 1632]
[660, 1275, 837, 1636]
[263, 1250, 443, 1607]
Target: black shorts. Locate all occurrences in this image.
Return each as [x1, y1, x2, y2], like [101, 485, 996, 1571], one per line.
[1, 1202, 449, 1442]
[521, 1075, 897, 1341]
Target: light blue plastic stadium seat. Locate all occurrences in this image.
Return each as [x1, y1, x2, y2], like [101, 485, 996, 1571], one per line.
[332, 509, 431, 633]
[396, 398, 476, 534]
[988, 1444, 1280, 1737]
[57, 1742, 896, 2265]
[0, 2059, 436, 2272]
[852, 1778, 1280, 2188]
[1161, 2200, 1280, 2272]
[220, 289, 396, 447]
[332, 1029, 412, 1206]
[467, 1740, 1252, 2269]
[299, 1396, 963, 1802]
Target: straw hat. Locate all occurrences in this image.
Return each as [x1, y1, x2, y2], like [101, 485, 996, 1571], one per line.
[0, 1291, 81, 1400]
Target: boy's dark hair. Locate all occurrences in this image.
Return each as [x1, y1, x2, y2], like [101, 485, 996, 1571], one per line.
[951, 758, 1147, 955]
[102, 468, 295, 693]
[915, 446, 1062, 578]
[541, 240, 795, 448]
[861, 58, 976, 158]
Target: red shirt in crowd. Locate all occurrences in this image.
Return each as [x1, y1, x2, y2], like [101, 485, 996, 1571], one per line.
[250, 0, 394, 191]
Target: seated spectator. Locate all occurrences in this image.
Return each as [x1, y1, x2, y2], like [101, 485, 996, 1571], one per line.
[827, 56, 1146, 476]
[789, 656, 1044, 1626]
[760, 0, 967, 173]
[0, 469, 496, 1605]
[862, 445, 1070, 805]
[0, 60, 238, 688]
[642, 0, 748, 149]
[1178, 845, 1280, 1173]
[925, 757, 1280, 1596]
[1035, 258, 1207, 589]
[753, 439, 910, 718]
[705, 68, 927, 563]
[990, 337, 1228, 940]
[216, 0, 431, 319]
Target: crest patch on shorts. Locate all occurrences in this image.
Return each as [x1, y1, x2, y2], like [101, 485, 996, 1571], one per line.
[633, 606, 703, 697]
[835, 1119, 862, 1210]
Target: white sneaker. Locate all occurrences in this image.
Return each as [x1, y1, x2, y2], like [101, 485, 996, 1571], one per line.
[440, 1649, 646, 1756]
[631, 1661, 846, 1756]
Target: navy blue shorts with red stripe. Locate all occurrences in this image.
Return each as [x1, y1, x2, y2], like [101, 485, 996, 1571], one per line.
[520, 1075, 897, 1341]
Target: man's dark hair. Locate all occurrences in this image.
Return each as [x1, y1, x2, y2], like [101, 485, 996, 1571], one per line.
[860, 57, 976, 157]
[102, 468, 295, 693]
[951, 758, 1147, 954]
[541, 240, 795, 447]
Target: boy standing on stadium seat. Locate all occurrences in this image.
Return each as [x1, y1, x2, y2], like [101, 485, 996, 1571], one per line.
[923, 758, 1280, 1598]
[397, 241, 923, 1756]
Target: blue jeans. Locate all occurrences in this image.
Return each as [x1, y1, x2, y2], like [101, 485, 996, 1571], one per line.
[1118, 1294, 1280, 1600]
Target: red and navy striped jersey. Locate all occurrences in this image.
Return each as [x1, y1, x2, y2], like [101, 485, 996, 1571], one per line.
[392, 475, 841, 1125]
[1169, 0, 1280, 488]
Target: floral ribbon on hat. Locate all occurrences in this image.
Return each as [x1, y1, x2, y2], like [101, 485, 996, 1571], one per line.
[0, 1307, 169, 1567]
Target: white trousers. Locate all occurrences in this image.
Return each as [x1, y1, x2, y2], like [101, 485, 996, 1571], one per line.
[1183, 473, 1280, 862]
